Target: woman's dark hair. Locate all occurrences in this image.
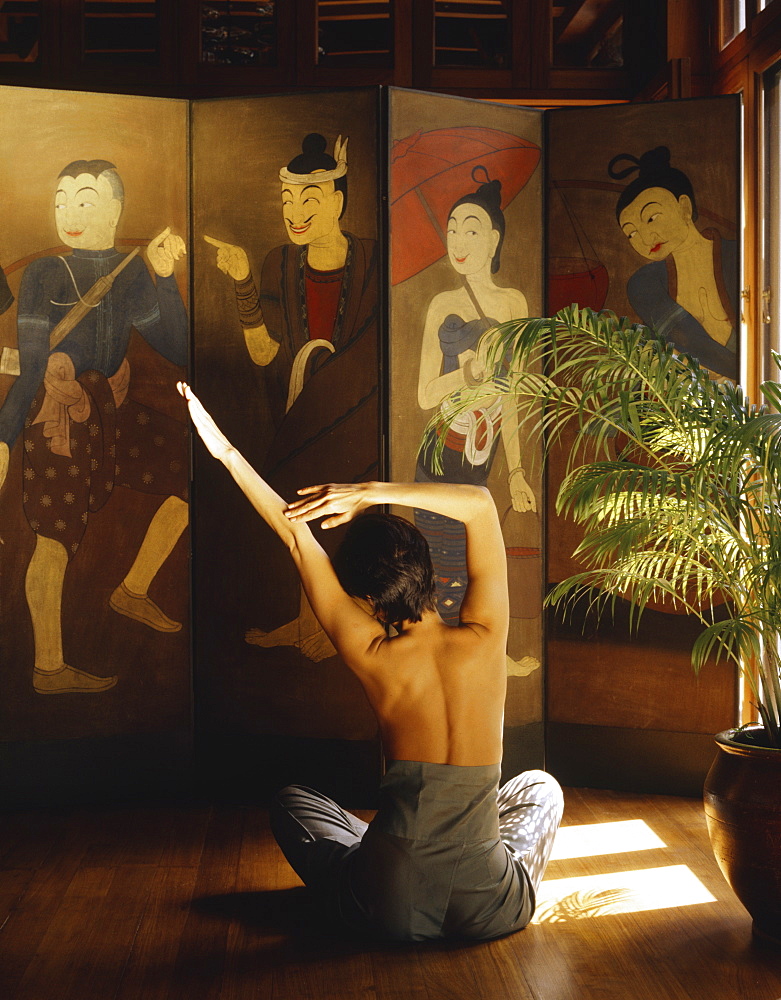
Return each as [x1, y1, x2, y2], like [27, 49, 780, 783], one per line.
[609, 146, 697, 222]
[287, 132, 347, 217]
[448, 165, 505, 273]
[333, 512, 437, 628]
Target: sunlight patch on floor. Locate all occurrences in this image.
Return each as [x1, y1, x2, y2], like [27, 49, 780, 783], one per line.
[550, 819, 666, 860]
[532, 865, 717, 922]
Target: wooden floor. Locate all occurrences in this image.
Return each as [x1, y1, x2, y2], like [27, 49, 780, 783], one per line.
[1, 786, 781, 1000]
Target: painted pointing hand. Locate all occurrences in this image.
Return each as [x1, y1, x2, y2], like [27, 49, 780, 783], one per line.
[204, 235, 250, 282]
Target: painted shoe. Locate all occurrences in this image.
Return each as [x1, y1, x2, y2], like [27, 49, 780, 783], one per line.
[109, 582, 182, 633]
[34, 665, 118, 694]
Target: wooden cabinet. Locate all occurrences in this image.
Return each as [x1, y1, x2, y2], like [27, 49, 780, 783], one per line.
[0, 0, 659, 100]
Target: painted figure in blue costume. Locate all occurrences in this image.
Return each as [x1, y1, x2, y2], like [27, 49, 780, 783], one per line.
[609, 146, 738, 380]
[0, 159, 189, 694]
[415, 168, 536, 645]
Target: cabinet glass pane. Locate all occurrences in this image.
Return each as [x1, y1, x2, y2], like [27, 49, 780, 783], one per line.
[317, 1, 392, 68]
[551, 0, 624, 69]
[434, 0, 510, 69]
[763, 61, 781, 381]
[719, 0, 745, 48]
[83, 1, 160, 64]
[0, 0, 40, 64]
[200, 1, 277, 67]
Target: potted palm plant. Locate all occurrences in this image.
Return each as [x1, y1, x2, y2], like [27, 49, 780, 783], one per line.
[427, 304, 781, 943]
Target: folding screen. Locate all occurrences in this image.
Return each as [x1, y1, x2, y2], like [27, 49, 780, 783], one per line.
[191, 90, 383, 799]
[0, 86, 191, 804]
[388, 90, 546, 774]
[545, 98, 741, 793]
[0, 85, 742, 805]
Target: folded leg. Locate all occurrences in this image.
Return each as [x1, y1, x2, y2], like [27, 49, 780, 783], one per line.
[497, 769, 564, 893]
[270, 784, 368, 891]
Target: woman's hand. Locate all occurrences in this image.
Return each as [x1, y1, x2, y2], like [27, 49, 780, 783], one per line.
[177, 382, 234, 462]
[285, 482, 378, 529]
[508, 466, 536, 513]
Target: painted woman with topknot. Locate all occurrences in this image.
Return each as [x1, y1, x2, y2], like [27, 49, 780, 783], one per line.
[609, 145, 738, 379]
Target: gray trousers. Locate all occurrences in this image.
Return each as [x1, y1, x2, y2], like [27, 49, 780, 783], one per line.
[270, 765, 563, 941]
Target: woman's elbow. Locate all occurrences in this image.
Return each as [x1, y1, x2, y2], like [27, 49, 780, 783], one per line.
[468, 485, 497, 518]
[418, 383, 437, 410]
[285, 522, 319, 570]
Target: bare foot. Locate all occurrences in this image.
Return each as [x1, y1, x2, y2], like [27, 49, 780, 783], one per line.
[245, 619, 336, 662]
[506, 654, 541, 678]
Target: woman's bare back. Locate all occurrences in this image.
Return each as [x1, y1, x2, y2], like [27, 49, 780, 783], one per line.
[355, 615, 508, 766]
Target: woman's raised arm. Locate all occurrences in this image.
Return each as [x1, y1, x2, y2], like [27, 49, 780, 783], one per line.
[287, 480, 508, 634]
[178, 382, 387, 661]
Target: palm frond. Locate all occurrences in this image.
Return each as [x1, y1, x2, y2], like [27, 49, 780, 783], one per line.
[427, 305, 781, 746]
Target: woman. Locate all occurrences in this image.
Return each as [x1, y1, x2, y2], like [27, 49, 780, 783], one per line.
[178, 381, 563, 942]
[415, 167, 535, 626]
[608, 146, 738, 380]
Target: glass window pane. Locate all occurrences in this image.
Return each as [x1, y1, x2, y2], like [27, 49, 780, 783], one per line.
[317, 1, 392, 68]
[763, 61, 781, 381]
[551, 0, 624, 69]
[200, 1, 277, 67]
[719, 0, 746, 49]
[84, 1, 159, 65]
[434, 0, 511, 70]
[0, 0, 40, 64]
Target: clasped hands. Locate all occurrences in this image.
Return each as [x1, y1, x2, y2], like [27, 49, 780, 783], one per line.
[463, 327, 506, 388]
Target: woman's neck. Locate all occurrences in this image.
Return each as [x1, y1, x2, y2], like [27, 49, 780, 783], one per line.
[672, 226, 713, 263]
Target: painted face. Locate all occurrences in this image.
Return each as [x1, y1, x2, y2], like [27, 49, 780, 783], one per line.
[446, 203, 499, 276]
[619, 186, 694, 261]
[55, 172, 122, 251]
[281, 178, 343, 246]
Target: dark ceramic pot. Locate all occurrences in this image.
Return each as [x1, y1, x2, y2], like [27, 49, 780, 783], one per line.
[703, 726, 781, 946]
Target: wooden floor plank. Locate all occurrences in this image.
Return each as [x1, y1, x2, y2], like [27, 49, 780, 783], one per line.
[81, 805, 177, 868]
[114, 865, 201, 1000]
[164, 806, 246, 1000]
[10, 865, 114, 1000]
[61, 864, 159, 1000]
[0, 813, 91, 997]
[1, 788, 781, 1000]
[0, 810, 69, 871]
[368, 946, 432, 1000]
[0, 870, 37, 928]
[158, 804, 213, 869]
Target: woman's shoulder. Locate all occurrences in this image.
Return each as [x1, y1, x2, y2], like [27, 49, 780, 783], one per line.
[499, 284, 528, 307]
[490, 283, 527, 321]
[425, 285, 470, 323]
[428, 284, 468, 308]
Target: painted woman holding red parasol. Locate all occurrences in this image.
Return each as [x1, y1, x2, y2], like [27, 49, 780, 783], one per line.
[414, 168, 535, 627]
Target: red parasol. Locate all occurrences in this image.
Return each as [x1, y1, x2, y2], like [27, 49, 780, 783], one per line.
[548, 257, 610, 315]
[390, 126, 541, 285]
